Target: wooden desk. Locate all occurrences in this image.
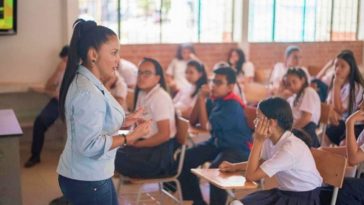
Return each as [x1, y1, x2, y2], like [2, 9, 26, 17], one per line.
[191, 168, 257, 190]
[0, 109, 23, 205]
[188, 127, 210, 146]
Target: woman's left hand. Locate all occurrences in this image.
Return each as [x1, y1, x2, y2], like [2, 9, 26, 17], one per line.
[123, 108, 144, 127]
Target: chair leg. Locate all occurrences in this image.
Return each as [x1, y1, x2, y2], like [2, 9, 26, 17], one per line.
[174, 179, 183, 204]
[136, 186, 143, 205]
[331, 187, 338, 205]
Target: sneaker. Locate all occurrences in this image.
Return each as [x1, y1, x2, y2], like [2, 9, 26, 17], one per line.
[49, 196, 70, 205]
[24, 156, 40, 168]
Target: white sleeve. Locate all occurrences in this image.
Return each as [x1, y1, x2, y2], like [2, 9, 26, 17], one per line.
[243, 62, 255, 78]
[299, 88, 320, 115]
[260, 145, 295, 177]
[111, 77, 127, 99]
[151, 93, 174, 122]
[166, 59, 176, 76]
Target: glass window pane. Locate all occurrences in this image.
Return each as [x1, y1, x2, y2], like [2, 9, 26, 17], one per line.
[332, 0, 358, 41]
[248, 0, 274, 42]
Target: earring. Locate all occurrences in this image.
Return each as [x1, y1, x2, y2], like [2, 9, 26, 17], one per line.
[91, 59, 96, 64]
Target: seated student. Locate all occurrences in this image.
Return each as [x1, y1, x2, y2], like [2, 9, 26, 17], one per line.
[173, 60, 208, 119]
[166, 43, 199, 93]
[220, 97, 322, 205]
[24, 45, 69, 168]
[269, 45, 311, 96]
[179, 67, 252, 205]
[104, 71, 128, 110]
[322, 50, 364, 146]
[320, 99, 364, 205]
[114, 57, 177, 178]
[285, 68, 321, 147]
[117, 58, 138, 88]
[227, 48, 255, 84]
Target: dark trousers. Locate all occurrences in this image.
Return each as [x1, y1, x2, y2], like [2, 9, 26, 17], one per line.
[58, 175, 118, 205]
[303, 122, 320, 148]
[31, 98, 59, 159]
[178, 142, 249, 205]
[326, 120, 364, 145]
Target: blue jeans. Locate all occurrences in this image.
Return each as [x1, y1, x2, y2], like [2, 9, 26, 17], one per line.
[58, 175, 118, 205]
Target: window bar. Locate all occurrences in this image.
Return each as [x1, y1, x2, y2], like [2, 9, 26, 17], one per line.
[272, 0, 277, 41]
[117, 0, 121, 38]
[197, 0, 202, 42]
[160, 0, 163, 43]
[329, 0, 334, 40]
[313, 0, 317, 41]
[231, 0, 235, 42]
[302, 0, 307, 41]
[356, 0, 360, 40]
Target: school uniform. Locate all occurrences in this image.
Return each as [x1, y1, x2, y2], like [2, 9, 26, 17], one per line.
[179, 92, 252, 205]
[173, 84, 198, 114]
[167, 58, 190, 89]
[288, 87, 321, 147]
[109, 72, 127, 100]
[117, 59, 138, 87]
[241, 131, 323, 205]
[326, 82, 364, 145]
[114, 84, 177, 178]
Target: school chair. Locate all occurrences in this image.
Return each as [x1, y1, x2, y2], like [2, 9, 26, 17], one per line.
[126, 89, 134, 112]
[317, 103, 332, 143]
[311, 149, 347, 205]
[244, 82, 269, 105]
[116, 116, 189, 204]
[244, 106, 257, 131]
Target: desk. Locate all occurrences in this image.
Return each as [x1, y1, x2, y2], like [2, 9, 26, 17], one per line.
[191, 168, 257, 190]
[0, 109, 23, 205]
[188, 127, 210, 146]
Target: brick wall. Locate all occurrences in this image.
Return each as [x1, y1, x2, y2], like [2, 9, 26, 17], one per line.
[120, 41, 364, 82]
[120, 43, 239, 73]
[249, 41, 364, 70]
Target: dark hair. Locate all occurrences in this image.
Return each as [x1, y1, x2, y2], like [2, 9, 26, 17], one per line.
[59, 45, 69, 58]
[133, 57, 167, 110]
[59, 19, 117, 121]
[292, 128, 312, 148]
[286, 67, 309, 106]
[285, 45, 300, 58]
[186, 60, 208, 98]
[227, 48, 246, 75]
[213, 67, 237, 84]
[258, 97, 293, 131]
[334, 50, 364, 115]
[176, 43, 196, 60]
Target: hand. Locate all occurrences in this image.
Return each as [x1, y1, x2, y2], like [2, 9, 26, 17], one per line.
[329, 110, 340, 126]
[219, 161, 236, 172]
[123, 107, 144, 127]
[127, 120, 151, 144]
[254, 117, 269, 142]
[346, 110, 364, 126]
[333, 76, 346, 87]
[199, 84, 210, 98]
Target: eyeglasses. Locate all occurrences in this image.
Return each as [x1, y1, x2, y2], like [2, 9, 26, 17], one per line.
[138, 70, 155, 78]
[209, 79, 226, 86]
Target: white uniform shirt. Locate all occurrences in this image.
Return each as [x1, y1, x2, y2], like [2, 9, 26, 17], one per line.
[288, 87, 321, 125]
[260, 131, 323, 191]
[118, 59, 138, 87]
[327, 82, 364, 120]
[136, 84, 176, 139]
[173, 84, 198, 112]
[242, 61, 255, 78]
[109, 73, 128, 100]
[167, 58, 190, 89]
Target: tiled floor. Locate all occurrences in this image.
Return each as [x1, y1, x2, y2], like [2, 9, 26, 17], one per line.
[19, 124, 275, 205]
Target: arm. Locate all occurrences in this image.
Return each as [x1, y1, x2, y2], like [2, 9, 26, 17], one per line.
[133, 119, 171, 148]
[316, 59, 334, 79]
[110, 120, 151, 149]
[45, 60, 65, 91]
[332, 78, 346, 114]
[293, 111, 312, 129]
[346, 111, 364, 165]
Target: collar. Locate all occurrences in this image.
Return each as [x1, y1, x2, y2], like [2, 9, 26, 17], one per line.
[77, 65, 105, 94]
[274, 130, 292, 146]
[141, 84, 161, 99]
[211, 92, 246, 108]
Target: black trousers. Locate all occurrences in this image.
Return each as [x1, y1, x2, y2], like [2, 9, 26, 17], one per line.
[31, 98, 59, 159]
[178, 142, 249, 205]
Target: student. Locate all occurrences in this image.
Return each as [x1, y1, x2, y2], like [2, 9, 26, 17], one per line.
[173, 60, 208, 119]
[220, 97, 322, 205]
[286, 68, 321, 147]
[24, 45, 69, 168]
[166, 43, 199, 92]
[114, 57, 177, 178]
[269, 45, 311, 96]
[322, 50, 364, 146]
[227, 48, 255, 83]
[117, 58, 138, 88]
[179, 67, 252, 205]
[56, 19, 151, 205]
[104, 71, 128, 110]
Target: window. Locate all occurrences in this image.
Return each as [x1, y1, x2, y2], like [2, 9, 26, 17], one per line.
[78, 0, 241, 44]
[249, 0, 360, 42]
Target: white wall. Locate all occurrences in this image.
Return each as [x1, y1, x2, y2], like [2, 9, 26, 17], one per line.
[0, 0, 78, 85]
